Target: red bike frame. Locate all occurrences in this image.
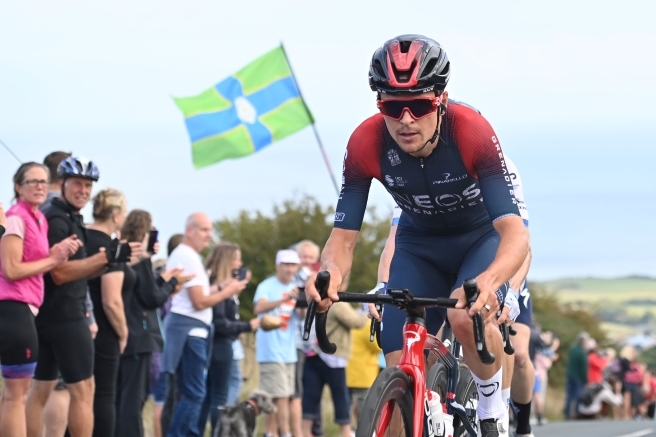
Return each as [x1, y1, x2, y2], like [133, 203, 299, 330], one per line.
[375, 321, 454, 437]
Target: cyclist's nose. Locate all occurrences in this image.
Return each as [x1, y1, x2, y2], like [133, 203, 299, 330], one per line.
[399, 108, 415, 124]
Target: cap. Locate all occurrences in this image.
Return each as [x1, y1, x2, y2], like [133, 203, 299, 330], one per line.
[276, 249, 300, 265]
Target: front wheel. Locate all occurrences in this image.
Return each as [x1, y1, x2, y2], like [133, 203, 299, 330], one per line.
[454, 365, 479, 437]
[356, 367, 414, 437]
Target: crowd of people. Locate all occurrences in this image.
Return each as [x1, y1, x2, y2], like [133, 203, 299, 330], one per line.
[564, 333, 656, 421]
[0, 151, 385, 437]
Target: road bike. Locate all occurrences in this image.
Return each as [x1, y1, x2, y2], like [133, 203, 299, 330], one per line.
[304, 271, 512, 437]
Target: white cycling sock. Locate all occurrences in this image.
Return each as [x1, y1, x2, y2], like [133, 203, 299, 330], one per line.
[502, 387, 511, 410]
[471, 368, 506, 421]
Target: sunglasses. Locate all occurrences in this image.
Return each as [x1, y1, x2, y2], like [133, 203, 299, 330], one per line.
[377, 97, 439, 120]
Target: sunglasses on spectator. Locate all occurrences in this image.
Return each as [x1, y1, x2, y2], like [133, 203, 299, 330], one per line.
[377, 97, 439, 120]
[22, 179, 49, 187]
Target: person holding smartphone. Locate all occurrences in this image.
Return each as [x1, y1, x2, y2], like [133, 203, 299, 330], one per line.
[115, 210, 193, 437]
[197, 242, 254, 435]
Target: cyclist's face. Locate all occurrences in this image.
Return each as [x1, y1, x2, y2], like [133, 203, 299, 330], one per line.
[380, 91, 446, 156]
[63, 177, 93, 211]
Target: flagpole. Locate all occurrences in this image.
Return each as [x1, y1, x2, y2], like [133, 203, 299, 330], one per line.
[280, 42, 340, 196]
[0, 137, 22, 164]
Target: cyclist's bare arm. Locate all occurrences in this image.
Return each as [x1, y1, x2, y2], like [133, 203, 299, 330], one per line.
[462, 215, 529, 320]
[377, 224, 397, 283]
[509, 243, 532, 291]
[306, 228, 359, 312]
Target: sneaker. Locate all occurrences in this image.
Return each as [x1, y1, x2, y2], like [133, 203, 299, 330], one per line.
[480, 419, 509, 437]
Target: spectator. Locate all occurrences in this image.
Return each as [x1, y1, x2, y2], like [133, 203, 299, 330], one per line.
[161, 213, 238, 437]
[292, 240, 321, 437]
[0, 163, 80, 437]
[41, 151, 71, 211]
[587, 339, 609, 385]
[197, 242, 255, 435]
[564, 331, 590, 420]
[576, 377, 623, 419]
[346, 309, 382, 431]
[302, 302, 367, 437]
[254, 249, 301, 437]
[620, 345, 643, 419]
[116, 211, 191, 437]
[151, 234, 184, 437]
[25, 157, 121, 437]
[86, 188, 132, 437]
[0, 202, 6, 237]
[39, 151, 99, 437]
[533, 329, 559, 425]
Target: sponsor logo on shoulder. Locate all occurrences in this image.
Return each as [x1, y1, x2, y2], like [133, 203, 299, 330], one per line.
[387, 149, 401, 166]
[433, 172, 468, 185]
[384, 175, 395, 187]
[334, 212, 345, 222]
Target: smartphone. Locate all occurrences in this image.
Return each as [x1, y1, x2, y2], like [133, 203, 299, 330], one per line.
[232, 267, 248, 280]
[147, 228, 159, 254]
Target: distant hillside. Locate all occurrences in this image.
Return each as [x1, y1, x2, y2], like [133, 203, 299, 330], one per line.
[534, 276, 656, 340]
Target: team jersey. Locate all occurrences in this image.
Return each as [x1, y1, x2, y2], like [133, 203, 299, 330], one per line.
[335, 101, 520, 235]
[390, 155, 529, 228]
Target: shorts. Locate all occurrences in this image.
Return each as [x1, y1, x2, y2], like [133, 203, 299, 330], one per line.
[291, 349, 305, 399]
[383, 222, 508, 354]
[533, 375, 542, 394]
[349, 387, 369, 419]
[0, 301, 39, 379]
[259, 362, 295, 399]
[34, 318, 94, 384]
[514, 281, 533, 326]
[151, 370, 167, 405]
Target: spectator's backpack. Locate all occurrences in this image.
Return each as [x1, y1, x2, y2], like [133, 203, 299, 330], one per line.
[579, 383, 605, 406]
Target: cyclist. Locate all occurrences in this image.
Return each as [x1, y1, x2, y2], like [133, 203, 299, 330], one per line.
[25, 157, 131, 437]
[375, 153, 534, 437]
[306, 34, 529, 437]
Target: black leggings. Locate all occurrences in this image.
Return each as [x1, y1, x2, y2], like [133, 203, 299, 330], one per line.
[115, 353, 152, 437]
[92, 332, 120, 437]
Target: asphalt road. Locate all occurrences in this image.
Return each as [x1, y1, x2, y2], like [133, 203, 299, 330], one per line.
[533, 420, 656, 437]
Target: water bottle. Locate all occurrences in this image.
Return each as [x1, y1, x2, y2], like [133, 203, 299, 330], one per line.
[443, 413, 454, 437]
[426, 390, 444, 436]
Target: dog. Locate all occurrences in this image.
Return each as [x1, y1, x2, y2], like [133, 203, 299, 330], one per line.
[213, 390, 276, 437]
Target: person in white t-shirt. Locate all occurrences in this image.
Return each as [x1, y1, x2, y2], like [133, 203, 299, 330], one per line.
[161, 213, 243, 437]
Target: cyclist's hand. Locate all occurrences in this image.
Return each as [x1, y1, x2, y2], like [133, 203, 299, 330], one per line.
[497, 288, 520, 325]
[365, 282, 386, 321]
[460, 276, 500, 323]
[305, 267, 342, 313]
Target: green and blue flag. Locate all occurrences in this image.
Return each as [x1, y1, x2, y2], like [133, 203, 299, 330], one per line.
[174, 46, 314, 169]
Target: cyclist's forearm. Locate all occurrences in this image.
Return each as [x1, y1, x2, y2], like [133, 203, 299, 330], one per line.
[321, 229, 358, 278]
[482, 218, 529, 291]
[509, 245, 532, 291]
[377, 225, 397, 283]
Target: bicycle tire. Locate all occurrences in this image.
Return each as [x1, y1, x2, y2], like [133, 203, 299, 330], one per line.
[454, 365, 479, 437]
[356, 367, 414, 437]
[426, 359, 449, 400]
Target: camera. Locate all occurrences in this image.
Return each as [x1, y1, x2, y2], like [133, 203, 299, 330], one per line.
[232, 267, 248, 281]
[294, 266, 311, 309]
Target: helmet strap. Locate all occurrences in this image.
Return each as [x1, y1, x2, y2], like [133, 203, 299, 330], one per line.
[422, 103, 446, 149]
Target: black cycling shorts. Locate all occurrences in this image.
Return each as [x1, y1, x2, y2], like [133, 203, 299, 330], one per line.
[514, 281, 533, 326]
[382, 221, 508, 354]
[0, 300, 39, 379]
[34, 318, 94, 384]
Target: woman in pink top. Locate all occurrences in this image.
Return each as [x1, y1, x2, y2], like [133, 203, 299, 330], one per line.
[0, 162, 81, 437]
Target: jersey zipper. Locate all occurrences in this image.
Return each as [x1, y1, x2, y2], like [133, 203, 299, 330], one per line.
[419, 157, 451, 231]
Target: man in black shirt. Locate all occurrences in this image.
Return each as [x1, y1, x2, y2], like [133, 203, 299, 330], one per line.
[25, 157, 131, 437]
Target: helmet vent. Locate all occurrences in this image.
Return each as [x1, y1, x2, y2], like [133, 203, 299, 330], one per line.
[399, 41, 412, 53]
[373, 59, 386, 79]
[420, 58, 438, 78]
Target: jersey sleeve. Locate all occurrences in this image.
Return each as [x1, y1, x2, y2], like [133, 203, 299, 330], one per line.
[451, 105, 520, 222]
[391, 205, 402, 226]
[334, 115, 384, 231]
[504, 157, 529, 227]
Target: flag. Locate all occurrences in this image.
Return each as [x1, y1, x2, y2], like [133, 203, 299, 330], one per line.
[174, 46, 314, 169]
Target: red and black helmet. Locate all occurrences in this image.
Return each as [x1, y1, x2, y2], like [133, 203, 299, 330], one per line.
[369, 34, 450, 95]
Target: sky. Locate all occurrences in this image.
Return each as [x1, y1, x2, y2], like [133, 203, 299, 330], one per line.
[0, 1, 654, 280]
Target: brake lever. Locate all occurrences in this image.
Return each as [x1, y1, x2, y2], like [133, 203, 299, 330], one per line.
[463, 279, 495, 365]
[500, 323, 514, 355]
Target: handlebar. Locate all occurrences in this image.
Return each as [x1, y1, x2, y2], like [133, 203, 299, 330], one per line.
[303, 271, 496, 365]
